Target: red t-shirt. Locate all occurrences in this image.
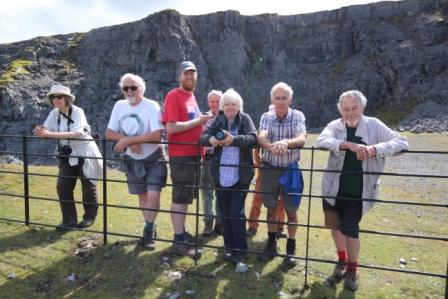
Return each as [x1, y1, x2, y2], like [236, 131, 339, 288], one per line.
[162, 88, 204, 157]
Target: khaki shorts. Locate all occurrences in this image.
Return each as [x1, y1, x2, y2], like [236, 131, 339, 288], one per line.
[169, 156, 200, 204]
[259, 163, 300, 212]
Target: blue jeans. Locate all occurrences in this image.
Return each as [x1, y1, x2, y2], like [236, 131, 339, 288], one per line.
[216, 182, 247, 251]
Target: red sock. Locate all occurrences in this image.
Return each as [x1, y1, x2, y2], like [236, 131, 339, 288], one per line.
[347, 260, 358, 272]
[337, 250, 347, 262]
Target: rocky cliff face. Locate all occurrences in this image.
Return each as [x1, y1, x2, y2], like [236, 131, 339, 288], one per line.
[0, 0, 447, 161]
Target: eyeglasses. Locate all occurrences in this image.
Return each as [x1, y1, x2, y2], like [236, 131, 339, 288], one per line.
[51, 95, 65, 100]
[122, 86, 138, 92]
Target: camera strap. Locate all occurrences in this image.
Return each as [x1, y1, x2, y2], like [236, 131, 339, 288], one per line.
[57, 106, 73, 150]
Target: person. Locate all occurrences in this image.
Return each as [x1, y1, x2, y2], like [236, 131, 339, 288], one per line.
[317, 90, 409, 290]
[247, 105, 287, 238]
[201, 90, 223, 236]
[200, 88, 257, 265]
[257, 82, 306, 266]
[33, 84, 102, 231]
[106, 73, 167, 250]
[162, 61, 212, 258]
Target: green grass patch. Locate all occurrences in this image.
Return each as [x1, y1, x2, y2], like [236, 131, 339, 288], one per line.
[0, 133, 446, 298]
[0, 59, 33, 86]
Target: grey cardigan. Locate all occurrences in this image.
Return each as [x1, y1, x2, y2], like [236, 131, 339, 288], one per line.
[316, 115, 409, 215]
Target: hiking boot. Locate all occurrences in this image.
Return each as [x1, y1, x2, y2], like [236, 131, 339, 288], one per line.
[258, 240, 278, 261]
[78, 218, 95, 229]
[325, 260, 346, 286]
[246, 227, 257, 237]
[171, 242, 202, 259]
[283, 239, 297, 266]
[343, 270, 359, 291]
[56, 222, 77, 232]
[213, 222, 222, 235]
[276, 229, 287, 239]
[140, 226, 157, 250]
[202, 220, 214, 237]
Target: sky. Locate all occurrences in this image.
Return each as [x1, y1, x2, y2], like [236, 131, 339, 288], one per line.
[0, 0, 401, 44]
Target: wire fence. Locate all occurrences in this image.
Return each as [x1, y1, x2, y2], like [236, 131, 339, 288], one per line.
[0, 134, 447, 295]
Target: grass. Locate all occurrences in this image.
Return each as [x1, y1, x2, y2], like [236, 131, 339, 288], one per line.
[0, 59, 33, 86]
[0, 133, 447, 298]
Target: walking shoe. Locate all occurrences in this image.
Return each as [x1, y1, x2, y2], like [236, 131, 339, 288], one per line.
[202, 220, 214, 237]
[343, 270, 359, 291]
[140, 226, 157, 250]
[213, 222, 222, 235]
[283, 239, 297, 266]
[78, 218, 95, 228]
[246, 227, 257, 237]
[223, 249, 234, 262]
[171, 242, 202, 259]
[56, 222, 78, 232]
[276, 229, 287, 239]
[325, 260, 346, 286]
[257, 240, 278, 261]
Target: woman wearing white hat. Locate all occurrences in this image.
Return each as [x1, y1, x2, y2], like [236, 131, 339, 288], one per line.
[33, 84, 103, 231]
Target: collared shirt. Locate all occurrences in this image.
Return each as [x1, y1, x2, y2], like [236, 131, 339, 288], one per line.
[219, 124, 240, 187]
[259, 108, 306, 167]
[203, 110, 217, 155]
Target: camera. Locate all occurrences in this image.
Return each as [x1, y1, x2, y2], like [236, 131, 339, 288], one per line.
[57, 144, 72, 160]
[215, 130, 227, 141]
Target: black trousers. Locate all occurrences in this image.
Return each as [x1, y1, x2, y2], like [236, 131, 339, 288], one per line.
[56, 158, 98, 224]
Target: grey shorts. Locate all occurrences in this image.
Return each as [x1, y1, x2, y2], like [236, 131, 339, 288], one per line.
[260, 163, 300, 212]
[169, 155, 200, 204]
[126, 151, 167, 194]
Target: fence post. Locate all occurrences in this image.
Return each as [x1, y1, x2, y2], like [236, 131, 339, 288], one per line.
[194, 142, 201, 266]
[303, 146, 315, 289]
[102, 137, 108, 245]
[22, 134, 30, 225]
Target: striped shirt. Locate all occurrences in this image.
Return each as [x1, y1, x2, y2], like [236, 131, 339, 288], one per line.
[203, 110, 217, 155]
[259, 108, 306, 167]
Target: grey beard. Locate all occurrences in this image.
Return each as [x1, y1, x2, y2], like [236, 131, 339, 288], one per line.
[126, 96, 136, 105]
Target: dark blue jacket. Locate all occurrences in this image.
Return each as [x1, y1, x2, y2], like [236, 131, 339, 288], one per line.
[200, 111, 258, 189]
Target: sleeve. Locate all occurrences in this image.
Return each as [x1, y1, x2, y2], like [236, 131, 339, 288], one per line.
[199, 117, 219, 146]
[107, 102, 120, 132]
[148, 102, 164, 132]
[161, 93, 179, 123]
[71, 107, 89, 135]
[296, 112, 307, 135]
[316, 121, 344, 155]
[259, 113, 269, 131]
[43, 109, 57, 132]
[372, 119, 409, 158]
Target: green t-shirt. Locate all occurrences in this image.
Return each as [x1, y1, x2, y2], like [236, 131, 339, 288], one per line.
[338, 126, 365, 196]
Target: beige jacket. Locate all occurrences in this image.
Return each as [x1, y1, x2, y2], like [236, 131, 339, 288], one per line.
[316, 116, 409, 215]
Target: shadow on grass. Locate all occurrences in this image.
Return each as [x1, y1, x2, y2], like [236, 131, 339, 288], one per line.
[0, 236, 172, 298]
[0, 224, 67, 254]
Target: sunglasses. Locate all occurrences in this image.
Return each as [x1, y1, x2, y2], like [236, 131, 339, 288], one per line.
[51, 95, 65, 100]
[122, 86, 138, 92]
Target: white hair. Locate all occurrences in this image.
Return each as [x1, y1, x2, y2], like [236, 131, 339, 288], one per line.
[119, 73, 146, 94]
[337, 90, 368, 112]
[219, 88, 243, 112]
[208, 89, 223, 100]
[270, 82, 293, 100]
